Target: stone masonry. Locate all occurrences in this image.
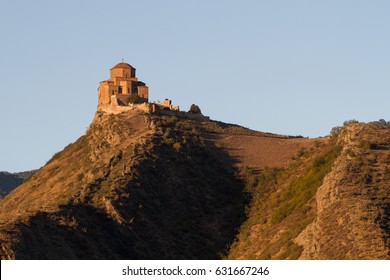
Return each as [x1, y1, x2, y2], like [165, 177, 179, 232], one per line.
[97, 62, 209, 121]
[98, 62, 149, 106]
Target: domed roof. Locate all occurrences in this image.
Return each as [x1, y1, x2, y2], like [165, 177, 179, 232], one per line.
[110, 62, 135, 70]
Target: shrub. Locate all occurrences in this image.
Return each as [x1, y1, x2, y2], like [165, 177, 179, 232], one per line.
[125, 94, 141, 104]
[189, 104, 202, 114]
[343, 119, 359, 126]
[330, 126, 342, 137]
[270, 144, 341, 225]
[372, 119, 390, 126]
[313, 156, 326, 169]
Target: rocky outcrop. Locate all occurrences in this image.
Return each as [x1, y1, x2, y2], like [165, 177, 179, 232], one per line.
[296, 123, 390, 259]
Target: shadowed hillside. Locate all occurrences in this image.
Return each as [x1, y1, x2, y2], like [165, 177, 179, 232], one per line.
[0, 109, 388, 260]
[0, 171, 35, 199]
[0, 111, 248, 259]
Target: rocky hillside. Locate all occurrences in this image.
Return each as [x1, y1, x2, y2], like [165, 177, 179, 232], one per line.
[0, 109, 388, 260]
[227, 122, 389, 259]
[0, 171, 35, 199]
[296, 123, 390, 259]
[1, 110, 307, 259]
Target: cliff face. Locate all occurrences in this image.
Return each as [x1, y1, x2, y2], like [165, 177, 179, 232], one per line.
[296, 123, 390, 259]
[227, 122, 390, 260]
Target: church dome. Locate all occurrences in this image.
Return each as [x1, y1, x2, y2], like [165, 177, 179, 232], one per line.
[110, 62, 135, 70]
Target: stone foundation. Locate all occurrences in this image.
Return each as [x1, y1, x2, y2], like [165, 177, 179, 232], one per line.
[97, 99, 210, 121]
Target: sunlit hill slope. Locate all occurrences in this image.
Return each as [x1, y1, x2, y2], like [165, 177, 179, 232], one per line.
[0, 109, 388, 259]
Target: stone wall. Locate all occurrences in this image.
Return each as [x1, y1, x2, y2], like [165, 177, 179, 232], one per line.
[97, 99, 210, 121]
[138, 85, 149, 100]
[97, 97, 152, 114]
[98, 82, 110, 105]
[110, 68, 132, 79]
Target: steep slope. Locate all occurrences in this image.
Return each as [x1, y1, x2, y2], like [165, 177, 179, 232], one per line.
[0, 110, 245, 259]
[227, 122, 390, 259]
[0, 171, 35, 199]
[0, 109, 312, 260]
[296, 123, 390, 259]
[3, 107, 385, 260]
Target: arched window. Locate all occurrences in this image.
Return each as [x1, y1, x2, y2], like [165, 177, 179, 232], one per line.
[118, 87, 122, 94]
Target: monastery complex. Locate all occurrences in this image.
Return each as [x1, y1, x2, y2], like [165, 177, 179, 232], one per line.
[97, 61, 209, 121]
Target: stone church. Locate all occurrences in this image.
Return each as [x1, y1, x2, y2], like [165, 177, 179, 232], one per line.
[98, 62, 149, 106]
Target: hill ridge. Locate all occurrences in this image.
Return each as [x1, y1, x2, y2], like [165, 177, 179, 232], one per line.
[0, 109, 388, 259]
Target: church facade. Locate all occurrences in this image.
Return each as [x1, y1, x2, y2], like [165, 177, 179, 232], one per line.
[98, 62, 149, 106]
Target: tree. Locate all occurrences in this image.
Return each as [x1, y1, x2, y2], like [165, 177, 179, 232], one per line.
[189, 104, 201, 114]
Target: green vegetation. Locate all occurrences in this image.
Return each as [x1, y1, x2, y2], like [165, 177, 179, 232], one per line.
[125, 94, 141, 104]
[154, 115, 205, 149]
[228, 139, 342, 259]
[271, 145, 341, 225]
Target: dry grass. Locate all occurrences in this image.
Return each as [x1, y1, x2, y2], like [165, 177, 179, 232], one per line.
[227, 138, 342, 259]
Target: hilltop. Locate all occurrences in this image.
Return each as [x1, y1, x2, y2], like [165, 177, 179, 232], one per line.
[0, 62, 388, 259]
[0, 108, 315, 259]
[1, 108, 388, 259]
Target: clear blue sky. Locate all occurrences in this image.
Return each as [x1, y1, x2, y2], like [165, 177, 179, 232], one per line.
[1, 0, 389, 172]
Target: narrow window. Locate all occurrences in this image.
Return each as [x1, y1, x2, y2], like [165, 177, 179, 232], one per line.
[118, 87, 122, 94]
